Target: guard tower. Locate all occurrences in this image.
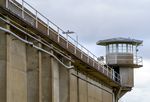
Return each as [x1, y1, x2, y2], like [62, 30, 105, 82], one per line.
[97, 37, 143, 96]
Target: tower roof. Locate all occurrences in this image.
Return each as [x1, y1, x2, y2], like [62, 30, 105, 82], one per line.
[97, 37, 143, 46]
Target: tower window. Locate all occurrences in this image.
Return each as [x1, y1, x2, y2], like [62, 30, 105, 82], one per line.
[108, 43, 133, 53]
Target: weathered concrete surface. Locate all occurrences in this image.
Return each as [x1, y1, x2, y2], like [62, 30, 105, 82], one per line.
[69, 69, 114, 102]
[59, 63, 69, 102]
[69, 69, 78, 102]
[7, 36, 27, 102]
[79, 73, 88, 102]
[0, 19, 116, 102]
[120, 68, 134, 87]
[51, 58, 60, 102]
[26, 43, 39, 102]
[0, 23, 7, 102]
[41, 47, 52, 102]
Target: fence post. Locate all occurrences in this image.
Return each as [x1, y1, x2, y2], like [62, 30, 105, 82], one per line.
[6, 0, 8, 8]
[21, 0, 24, 18]
[66, 34, 68, 48]
[81, 47, 83, 59]
[87, 52, 89, 63]
[74, 40, 76, 54]
[47, 20, 49, 35]
[35, 11, 38, 28]
[57, 27, 60, 42]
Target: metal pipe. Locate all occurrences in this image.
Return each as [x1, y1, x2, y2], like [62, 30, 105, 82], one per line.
[0, 16, 71, 61]
[0, 27, 74, 69]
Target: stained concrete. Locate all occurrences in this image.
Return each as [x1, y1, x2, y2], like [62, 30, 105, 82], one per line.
[51, 57, 60, 102]
[120, 68, 134, 87]
[0, 27, 115, 102]
[26, 43, 39, 102]
[78, 73, 88, 102]
[7, 35, 27, 102]
[0, 26, 7, 102]
[41, 47, 52, 102]
[69, 69, 78, 102]
[59, 63, 69, 102]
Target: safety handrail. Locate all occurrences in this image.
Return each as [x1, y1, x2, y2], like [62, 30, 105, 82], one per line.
[6, 0, 121, 83]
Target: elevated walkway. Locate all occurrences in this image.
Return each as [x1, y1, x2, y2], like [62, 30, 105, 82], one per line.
[0, 0, 121, 87]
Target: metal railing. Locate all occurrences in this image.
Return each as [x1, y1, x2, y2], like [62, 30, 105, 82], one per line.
[105, 54, 143, 67]
[134, 56, 143, 66]
[5, 0, 121, 83]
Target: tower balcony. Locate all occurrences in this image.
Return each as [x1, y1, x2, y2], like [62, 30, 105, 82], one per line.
[106, 53, 143, 68]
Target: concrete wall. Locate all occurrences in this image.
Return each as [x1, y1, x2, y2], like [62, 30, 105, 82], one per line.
[69, 69, 114, 102]
[0, 21, 7, 102]
[7, 35, 27, 102]
[26, 41, 39, 102]
[120, 68, 134, 87]
[0, 23, 115, 102]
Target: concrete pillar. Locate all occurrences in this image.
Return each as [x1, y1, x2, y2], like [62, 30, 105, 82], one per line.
[51, 56, 60, 102]
[26, 41, 39, 102]
[40, 47, 52, 102]
[7, 35, 27, 102]
[120, 68, 134, 87]
[88, 78, 95, 102]
[0, 20, 7, 102]
[69, 69, 78, 102]
[59, 63, 69, 102]
[78, 73, 88, 102]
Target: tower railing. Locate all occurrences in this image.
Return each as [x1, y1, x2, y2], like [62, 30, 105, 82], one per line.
[5, 0, 121, 83]
[134, 56, 143, 66]
[105, 54, 143, 67]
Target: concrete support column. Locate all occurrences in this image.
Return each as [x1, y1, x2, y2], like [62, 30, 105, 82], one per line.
[0, 20, 8, 102]
[69, 69, 78, 102]
[59, 62, 69, 102]
[40, 46, 52, 102]
[39, 43, 42, 102]
[6, 26, 27, 102]
[78, 73, 88, 102]
[120, 68, 134, 87]
[51, 54, 60, 102]
[26, 40, 39, 102]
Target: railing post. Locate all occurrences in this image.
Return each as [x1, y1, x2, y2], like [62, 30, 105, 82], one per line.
[47, 20, 49, 35]
[74, 40, 76, 54]
[87, 52, 89, 63]
[6, 0, 8, 8]
[66, 34, 68, 48]
[81, 47, 83, 59]
[98, 63, 100, 71]
[35, 10, 38, 28]
[107, 66, 109, 76]
[112, 69, 114, 80]
[22, 0, 24, 18]
[93, 55, 95, 67]
[57, 27, 60, 42]
[120, 75, 122, 84]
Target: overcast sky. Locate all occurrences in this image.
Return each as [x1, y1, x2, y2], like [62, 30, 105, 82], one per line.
[20, 0, 150, 101]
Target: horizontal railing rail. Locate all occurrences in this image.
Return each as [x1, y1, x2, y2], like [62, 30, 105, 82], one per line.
[5, 0, 121, 83]
[105, 54, 143, 66]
